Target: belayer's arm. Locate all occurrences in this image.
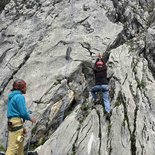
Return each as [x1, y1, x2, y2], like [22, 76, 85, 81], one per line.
[16, 95, 31, 121]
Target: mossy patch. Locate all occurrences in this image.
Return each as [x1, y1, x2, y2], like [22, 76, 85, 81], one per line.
[137, 80, 146, 89]
[0, 144, 5, 152]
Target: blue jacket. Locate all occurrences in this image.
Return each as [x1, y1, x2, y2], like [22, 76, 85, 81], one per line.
[7, 90, 31, 120]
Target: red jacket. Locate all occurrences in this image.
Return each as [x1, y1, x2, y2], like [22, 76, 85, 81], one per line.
[93, 58, 108, 85]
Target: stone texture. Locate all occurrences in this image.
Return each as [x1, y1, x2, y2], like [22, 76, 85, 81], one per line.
[36, 109, 80, 155]
[0, 0, 155, 155]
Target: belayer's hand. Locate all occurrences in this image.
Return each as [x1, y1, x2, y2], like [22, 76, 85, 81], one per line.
[30, 117, 36, 124]
[23, 128, 27, 136]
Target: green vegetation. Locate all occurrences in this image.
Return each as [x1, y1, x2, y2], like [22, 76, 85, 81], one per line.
[114, 99, 122, 107]
[127, 39, 134, 52]
[107, 123, 112, 137]
[30, 136, 47, 151]
[137, 80, 146, 89]
[80, 103, 89, 112]
[38, 137, 46, 145]
[71, 144, 76, 155]
[114, 91, 123, 108]
[0, 144, 5, 152]
[31, 125, 37, 134]
[78, 103, 89, 124]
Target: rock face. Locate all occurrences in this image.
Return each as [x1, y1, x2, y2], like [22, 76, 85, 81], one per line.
[0, 0, 10, 11]
[0, 0, 155, 155]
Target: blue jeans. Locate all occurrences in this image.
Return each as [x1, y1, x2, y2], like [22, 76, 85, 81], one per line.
[91, 84, 110, 113]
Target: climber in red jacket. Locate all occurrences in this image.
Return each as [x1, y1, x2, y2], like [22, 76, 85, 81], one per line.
[91, 54, 111, 120]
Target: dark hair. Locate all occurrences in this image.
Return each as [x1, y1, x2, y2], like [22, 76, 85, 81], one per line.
[11, 79, 26, 93]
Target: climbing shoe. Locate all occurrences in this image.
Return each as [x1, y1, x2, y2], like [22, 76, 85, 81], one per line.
[105, 112, 111, 121]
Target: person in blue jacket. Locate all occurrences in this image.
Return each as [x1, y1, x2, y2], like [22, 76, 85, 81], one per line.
[6, 79, 36, 155]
